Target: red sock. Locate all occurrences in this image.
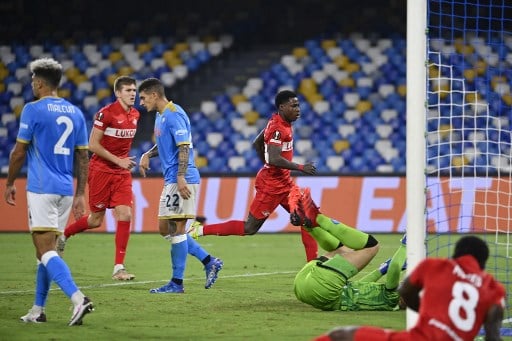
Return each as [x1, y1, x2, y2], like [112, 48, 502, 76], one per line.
[301, 228, 318, 262]
[64, 215, 90, 238]
[115, 221, 131, 265]
[203, 220, 245, 236]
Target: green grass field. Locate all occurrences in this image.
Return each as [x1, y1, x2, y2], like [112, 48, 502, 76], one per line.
[0, 232, 509, 341]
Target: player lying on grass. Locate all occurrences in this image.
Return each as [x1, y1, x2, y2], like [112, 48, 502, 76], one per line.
[314, 235, 506, 341]
[289, 187, 407, 311]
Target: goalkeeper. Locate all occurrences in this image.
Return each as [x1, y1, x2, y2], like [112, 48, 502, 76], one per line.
[290, 187, 407, 311]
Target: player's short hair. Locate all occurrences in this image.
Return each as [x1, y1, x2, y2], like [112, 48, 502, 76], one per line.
[275, 90, 298, 109]
[453, 235, 489, 269]
[138, 77, 165, 97]
[29, 57, 62, 89]
[114, 75, 136, 92]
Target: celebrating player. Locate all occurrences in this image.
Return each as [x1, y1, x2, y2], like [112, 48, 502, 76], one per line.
[59, 76, 139, 281]
[188, 90, 319, 261]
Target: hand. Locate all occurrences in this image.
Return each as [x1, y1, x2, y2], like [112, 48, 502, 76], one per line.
[117, 156, 136, 170]
[138, 153, 150, 177]
[302, 162, 316, 175]
[177, 176, 191, 200]
[4, 184, 16, 206]
[72, 195, 86, 220]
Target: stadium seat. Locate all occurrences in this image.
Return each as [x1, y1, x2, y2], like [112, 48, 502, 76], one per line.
[206, 132, 224, 148]
[228, 156, 246, 171]
[326, 156, 344, 171]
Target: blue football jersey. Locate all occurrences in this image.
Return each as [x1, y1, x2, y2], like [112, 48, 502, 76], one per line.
[17, 97, 88, 195]
[154, 102, 200, 184]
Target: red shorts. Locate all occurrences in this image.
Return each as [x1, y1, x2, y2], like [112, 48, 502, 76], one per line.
[354, 327, 411, 341]
[249, 188, 291, 220]
[88, 168, 133, 212]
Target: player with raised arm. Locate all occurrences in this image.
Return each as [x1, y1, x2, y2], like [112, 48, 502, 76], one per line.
[314, 235, 506, 341]
[4, 57, 93, 325]
[138, 78, 223, 293]
[60, 76, 139, 281]
[188, 90, 319, 261]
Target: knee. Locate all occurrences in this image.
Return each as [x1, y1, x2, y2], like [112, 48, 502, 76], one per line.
[88, 214, 103, 228]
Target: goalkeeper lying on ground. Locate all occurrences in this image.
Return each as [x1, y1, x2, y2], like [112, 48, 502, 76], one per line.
[289, 187, 407, 311]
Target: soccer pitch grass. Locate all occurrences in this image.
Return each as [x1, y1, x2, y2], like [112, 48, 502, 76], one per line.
[0, 232, 504, 341]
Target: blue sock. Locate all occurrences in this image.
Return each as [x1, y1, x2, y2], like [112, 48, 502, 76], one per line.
[187, 235, 209, 262]
[170, 235, 188, 281]
[34, 262, 51, 307]
[42, 251, 78, 298]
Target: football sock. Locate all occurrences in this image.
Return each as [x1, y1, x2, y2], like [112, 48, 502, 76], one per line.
[115, 220, 131, 265]
[385, 244, 407, 290]
[64, 215, 89, 238]
[41, 250, 79, 298]
[317, 214, 368, 250]
[203, 220, 245, 236]
[170, 234, 188, 282]
[34, 262, 51, 307]
[300, 228, 318, 261]
[357, 266, 384, 283]
[305, 226, 341, 252]
[186, 234, 209, 262]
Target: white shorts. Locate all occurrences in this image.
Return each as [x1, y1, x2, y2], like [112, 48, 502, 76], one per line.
[27, 192, 73, 233]
[158, 183, 198, 220]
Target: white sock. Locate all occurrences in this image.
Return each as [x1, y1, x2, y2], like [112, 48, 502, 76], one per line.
[113, 264, 125, 274]
[71, 291, 85, 306]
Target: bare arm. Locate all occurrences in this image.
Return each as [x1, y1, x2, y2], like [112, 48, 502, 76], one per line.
[252, 129, 265, 164]
[72, 148, 89, 219]
[397, 277, 421, 312]
[267, 144, 316, 175]
[483, 304, 504, 341]
[177, 144, 191, 200]
[4, 142, 28, 205]
[138, 144, 158, 177]
[89, 127, 135, 169]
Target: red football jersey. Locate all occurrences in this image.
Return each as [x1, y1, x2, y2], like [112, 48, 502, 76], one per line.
[408, 255, 506, 341]
[89, 100, 140, 174]
[255, 113, 295, 194]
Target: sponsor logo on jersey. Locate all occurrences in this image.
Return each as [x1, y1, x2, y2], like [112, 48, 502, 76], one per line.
[176, 129, 188, 136]
[104, 127, 137, 138]
[261, 210, 271, 217]
[95, 203, 105, 209]
[281, 141, 293, 151]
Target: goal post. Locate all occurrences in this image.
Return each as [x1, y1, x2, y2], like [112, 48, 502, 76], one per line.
[408, 0, 512, 334]
[406, 0, 427, 328]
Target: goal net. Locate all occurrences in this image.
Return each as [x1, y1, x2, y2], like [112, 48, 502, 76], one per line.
[424, 0, 512, 332]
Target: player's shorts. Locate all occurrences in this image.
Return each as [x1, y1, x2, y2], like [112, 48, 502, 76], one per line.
[354, 326, 410, 341]
[158, 183, 199, 219]
[293, 255, 358, 311]
[249, 189, 290, 220]
[340, 281, 400, 311]
[88, 168, 133, 212]
[27, 192, 73, 233]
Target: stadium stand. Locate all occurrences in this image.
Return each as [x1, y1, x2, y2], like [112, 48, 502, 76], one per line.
[0, 0, 423, 175]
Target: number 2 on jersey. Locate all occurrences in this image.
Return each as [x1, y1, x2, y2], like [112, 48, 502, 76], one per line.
[54, 116, 73, 155]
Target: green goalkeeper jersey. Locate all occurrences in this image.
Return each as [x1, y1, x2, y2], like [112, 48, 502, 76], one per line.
[293, 255, 400, 311]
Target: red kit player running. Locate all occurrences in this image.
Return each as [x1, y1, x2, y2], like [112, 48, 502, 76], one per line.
[59, 76, 140, 280]
[314, 235, 506, 341]
[188, 90, 318, 261]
